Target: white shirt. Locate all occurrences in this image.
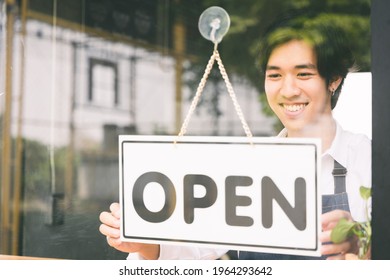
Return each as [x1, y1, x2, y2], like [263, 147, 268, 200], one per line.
[128, 122, 371, 260]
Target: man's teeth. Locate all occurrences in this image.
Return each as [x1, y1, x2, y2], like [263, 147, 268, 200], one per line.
[284, 104, 306, 112]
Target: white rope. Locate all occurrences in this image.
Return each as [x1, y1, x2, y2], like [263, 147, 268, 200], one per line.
[176, 47, 217, 139]
[175, 44, 253, 144]
[214, 49, 253, 140]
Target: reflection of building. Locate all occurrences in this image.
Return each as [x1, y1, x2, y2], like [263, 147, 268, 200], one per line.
[3, 14, 276, 259]
[16, 20, 275, 199]
[16, 20, 275, 148]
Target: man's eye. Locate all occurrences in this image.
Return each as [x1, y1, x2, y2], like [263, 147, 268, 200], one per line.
[267, 73, 280, 78]
[298, 72, 313, 77]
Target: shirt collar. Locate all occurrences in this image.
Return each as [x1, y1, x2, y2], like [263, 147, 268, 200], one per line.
[324, 121, 347, 167]
[277, 128, 288, 138]
[277, 122, 347, 166]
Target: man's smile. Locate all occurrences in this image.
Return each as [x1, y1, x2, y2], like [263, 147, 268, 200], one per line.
[280, 103, 308, 113]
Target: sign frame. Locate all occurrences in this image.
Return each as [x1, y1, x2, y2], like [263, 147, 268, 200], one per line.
[119, 135, 321, 257]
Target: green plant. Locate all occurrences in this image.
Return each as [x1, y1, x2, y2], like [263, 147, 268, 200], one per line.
[331, 186, 371, 259]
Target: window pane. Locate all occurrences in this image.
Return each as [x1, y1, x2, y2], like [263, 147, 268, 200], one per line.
[0, 0, 371, 259]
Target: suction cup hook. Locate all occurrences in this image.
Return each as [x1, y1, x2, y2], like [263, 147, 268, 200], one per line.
[198, 6, 230, 44]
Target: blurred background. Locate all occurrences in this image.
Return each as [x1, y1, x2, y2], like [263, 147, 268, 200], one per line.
[0, 0, 370, 259]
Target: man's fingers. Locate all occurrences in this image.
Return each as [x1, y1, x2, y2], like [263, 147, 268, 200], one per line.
[106, 235, 123, 247]
[110, 202, 121, 219]
[99, 211, 120, 228]
[326, 253, 346, 260]
[99, 223, 121, 239]
[319, 230, 331, 243]
[321, 240, 351, 256]
[322, 210, 352, 231]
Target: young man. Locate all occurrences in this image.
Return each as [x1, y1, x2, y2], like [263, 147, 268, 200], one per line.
[99, 17, 371, 260]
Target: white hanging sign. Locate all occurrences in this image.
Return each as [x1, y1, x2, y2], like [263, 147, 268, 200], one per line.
[119, 135, 321, 257]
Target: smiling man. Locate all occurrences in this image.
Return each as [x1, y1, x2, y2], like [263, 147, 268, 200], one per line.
[237, 16, 371, 260]
[264, 39, 340, 150]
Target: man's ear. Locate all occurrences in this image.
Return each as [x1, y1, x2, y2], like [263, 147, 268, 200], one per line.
[329, 76, 343, 92]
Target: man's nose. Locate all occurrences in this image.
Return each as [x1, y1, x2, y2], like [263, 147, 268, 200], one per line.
[280, 76, 300, 97]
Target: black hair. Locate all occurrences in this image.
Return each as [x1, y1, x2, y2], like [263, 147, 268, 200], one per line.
[258, 12, 356, 109]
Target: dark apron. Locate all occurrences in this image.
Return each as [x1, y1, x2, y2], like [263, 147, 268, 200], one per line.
[238, 160, 349, 260]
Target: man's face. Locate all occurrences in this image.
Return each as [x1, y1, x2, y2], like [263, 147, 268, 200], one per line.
[264, 40, 333, 136]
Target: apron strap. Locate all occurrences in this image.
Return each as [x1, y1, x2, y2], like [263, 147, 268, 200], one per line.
[332, 160, 347, 194]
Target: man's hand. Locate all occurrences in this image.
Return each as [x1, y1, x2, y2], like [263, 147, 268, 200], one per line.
[320, 210, 359, 260]
[99, 202, 160, 259]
